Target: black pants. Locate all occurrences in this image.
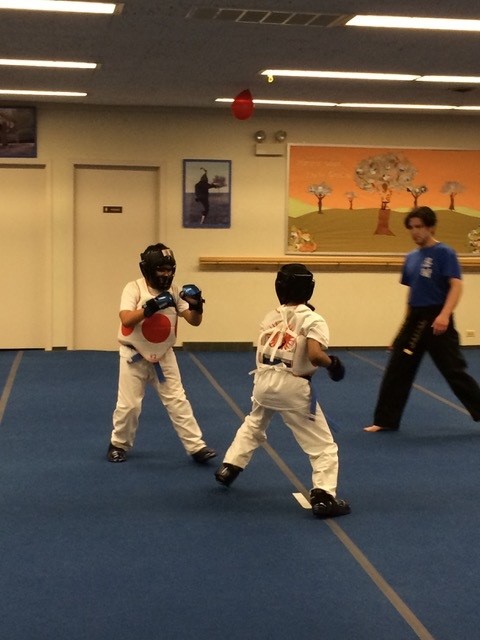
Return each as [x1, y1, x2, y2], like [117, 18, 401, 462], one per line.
[197, 196, 209, 215]
[373, 306, 480, 429]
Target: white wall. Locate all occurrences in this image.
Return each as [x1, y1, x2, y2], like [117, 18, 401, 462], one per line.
[13, 104, 480, 348]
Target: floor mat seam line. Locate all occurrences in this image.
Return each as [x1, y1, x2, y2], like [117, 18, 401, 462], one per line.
[188, 350, 437, 640]
[0, 350, 23, 427]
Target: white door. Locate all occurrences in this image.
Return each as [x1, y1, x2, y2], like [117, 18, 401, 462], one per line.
[0, 164, 48, 349]
[73, 164, 159, 350]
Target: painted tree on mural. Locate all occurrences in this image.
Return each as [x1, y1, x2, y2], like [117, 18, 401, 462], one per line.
[345, 191, 357, 210]
[307, 182, 332, 213]
[407, 184, 428, 207]
[354, 153, 417, 235]
[441, 181, 465, 211]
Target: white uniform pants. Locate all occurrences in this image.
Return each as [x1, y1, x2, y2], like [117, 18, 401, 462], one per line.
[111, 348, 206, 455]
[224, 369, 339, 496]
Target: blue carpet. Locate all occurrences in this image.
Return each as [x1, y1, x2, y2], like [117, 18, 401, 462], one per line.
[1, 348, 480, 639]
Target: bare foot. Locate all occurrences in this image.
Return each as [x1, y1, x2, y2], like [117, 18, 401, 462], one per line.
[363, 425, 387, 432]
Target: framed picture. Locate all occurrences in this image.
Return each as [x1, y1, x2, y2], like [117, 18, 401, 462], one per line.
[0, 107, 37, 158]
[287, 144, 480, 256]
[183, 159, 231, 228]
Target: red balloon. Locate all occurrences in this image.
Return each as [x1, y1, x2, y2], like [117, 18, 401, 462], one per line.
[231, 89, 254, 120]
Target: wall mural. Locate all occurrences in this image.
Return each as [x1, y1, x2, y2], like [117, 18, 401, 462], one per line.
[287, 145, 480, 256]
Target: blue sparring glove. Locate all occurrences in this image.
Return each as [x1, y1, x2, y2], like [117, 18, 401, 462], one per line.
[326, 355, 345, 382]
[180, 284, 205, 314]
[143, 291, 175, 317]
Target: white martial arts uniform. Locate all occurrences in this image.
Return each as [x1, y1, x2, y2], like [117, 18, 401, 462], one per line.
[110, 278, 207, 455]
[224, 304, 339, 496]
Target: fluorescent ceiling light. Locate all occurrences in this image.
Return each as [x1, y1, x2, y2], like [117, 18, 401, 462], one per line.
[347, 15, 480, 32]
[252, 99, 336, 107]
[0, 89, 87, 96]
[0, 1, 117, 13]
[339, 103, 453, 110]
[0, 58, 96, 69]
[416, 75, 480, 84]
[216, 97, 478, 111]
[215, 98, 336, 107]
[261, 69, 419, 81]
[261, 69, 480, 84]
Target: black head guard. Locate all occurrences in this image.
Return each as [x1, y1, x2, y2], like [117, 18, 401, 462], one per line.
[275, 263, 315, 305]
[139, 243, 176, 291]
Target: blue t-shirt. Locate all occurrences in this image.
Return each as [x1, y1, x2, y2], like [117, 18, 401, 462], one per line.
[401, 242, 461, 307]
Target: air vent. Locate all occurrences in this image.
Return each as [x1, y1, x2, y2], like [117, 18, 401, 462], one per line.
[450, 86, 475, 93]
[186, 7, 353, 27]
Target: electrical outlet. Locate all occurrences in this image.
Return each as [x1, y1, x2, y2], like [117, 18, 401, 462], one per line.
[466, 330, 476, 338]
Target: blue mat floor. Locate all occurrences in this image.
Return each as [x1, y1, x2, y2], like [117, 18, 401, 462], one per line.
[1, 348, 479, 640]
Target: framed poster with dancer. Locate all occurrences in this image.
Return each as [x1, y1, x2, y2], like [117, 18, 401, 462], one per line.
[183, 159, 231, 228]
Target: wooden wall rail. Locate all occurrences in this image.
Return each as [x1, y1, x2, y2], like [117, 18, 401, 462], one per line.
[199, 255, 480, 272]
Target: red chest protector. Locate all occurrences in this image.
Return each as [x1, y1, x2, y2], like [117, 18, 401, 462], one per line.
[118, 279, 179, 362]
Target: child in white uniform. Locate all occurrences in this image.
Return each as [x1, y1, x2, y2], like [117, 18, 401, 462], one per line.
[107, 243, 216, 464]
[215, 264, 350, 519]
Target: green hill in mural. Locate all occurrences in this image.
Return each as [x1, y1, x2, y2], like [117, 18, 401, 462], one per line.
[288, 208, 479, 254]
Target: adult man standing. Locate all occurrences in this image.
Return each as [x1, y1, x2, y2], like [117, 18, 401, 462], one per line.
[365, 206, 480, 432]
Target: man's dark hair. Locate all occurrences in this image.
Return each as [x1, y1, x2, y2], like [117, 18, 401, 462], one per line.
[404, 206, 437, 229]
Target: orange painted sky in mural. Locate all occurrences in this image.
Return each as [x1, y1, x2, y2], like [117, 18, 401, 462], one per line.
[288, 145, 480, 210]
